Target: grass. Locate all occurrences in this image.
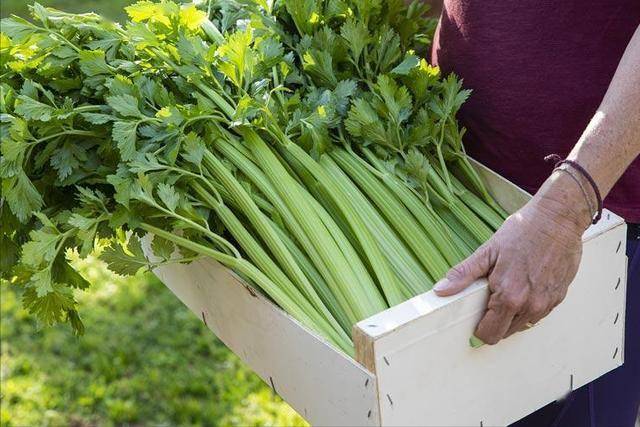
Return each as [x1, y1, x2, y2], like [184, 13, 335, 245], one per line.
[1, 255, 307, 426]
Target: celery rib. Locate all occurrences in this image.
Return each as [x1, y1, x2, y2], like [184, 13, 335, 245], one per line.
[244, 130, 388, 321]
[331, 149, 450, 281]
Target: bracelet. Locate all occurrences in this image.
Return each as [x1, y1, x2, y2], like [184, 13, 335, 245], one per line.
[555, 167, 596, 218]
[545, 154, 603, 224]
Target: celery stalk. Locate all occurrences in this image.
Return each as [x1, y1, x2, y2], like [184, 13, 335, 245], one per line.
[331, 149, 450, 281]
[243, 130, 388, 321]
[321, 155, 433, 297]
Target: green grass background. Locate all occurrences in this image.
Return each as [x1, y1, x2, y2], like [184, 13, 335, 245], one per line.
[1, 0, 133, 21]
[2, 255, 306, 426]
[1, 2, 306, 425]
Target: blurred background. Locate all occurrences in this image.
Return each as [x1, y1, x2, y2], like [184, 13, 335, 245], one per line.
[1, 0, 133, 22]
[1, 3, 305, 426]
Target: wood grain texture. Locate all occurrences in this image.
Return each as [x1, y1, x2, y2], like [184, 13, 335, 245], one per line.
[353, 325, 376, 373]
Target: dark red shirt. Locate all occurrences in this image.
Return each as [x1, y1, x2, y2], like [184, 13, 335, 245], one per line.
[432, 0, 640, 223]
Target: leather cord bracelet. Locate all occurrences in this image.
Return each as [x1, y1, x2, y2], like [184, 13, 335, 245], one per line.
[545, 154, 603, 224]
[555, 167, 596, 217]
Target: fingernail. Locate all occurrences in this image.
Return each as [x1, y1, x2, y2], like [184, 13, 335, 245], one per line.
[433, 279, 449, 292]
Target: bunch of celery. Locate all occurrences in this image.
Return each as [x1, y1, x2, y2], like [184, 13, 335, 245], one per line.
[0, 0, 506, 354]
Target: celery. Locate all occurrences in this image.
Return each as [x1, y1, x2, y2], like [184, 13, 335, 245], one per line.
[331, 148, 450, 281]
[321, 155, 433, 297]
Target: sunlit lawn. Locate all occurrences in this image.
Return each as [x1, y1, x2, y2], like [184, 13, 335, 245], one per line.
[1, 255, 306, 426]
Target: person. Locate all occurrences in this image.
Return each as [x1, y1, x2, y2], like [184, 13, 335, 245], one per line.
[428, 1, 640, 426]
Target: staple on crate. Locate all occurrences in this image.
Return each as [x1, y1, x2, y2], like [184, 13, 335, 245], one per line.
[386, 394, 394, 406]
[201, 311, 207, 326]
[383, 356, 390, 366]
[570, 374, 574, 391]
[614, 312, 620, 324]
[613, 347, 619, 359]
[245, 285, 258, 298]
[615, 277, 621, 290]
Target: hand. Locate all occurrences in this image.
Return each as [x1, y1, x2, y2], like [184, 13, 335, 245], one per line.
[433, 172, 593, 344]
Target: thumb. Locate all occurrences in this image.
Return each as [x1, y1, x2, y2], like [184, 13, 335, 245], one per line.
[433, 244, 493, 296]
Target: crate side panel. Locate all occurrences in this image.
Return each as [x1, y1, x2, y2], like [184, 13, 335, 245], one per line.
[370, 224, 627, 427]
[153, 258, 379, 427]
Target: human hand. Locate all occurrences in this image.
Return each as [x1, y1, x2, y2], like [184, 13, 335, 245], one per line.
[433, 172, 594, 344]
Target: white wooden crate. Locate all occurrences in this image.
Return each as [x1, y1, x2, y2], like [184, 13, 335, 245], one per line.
[148, 161, 627, 427]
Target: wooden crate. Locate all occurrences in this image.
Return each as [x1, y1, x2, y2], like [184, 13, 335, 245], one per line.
[148, 161, 628, 426]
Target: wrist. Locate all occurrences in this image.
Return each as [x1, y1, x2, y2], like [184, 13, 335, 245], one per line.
[533, 170, 594, 235]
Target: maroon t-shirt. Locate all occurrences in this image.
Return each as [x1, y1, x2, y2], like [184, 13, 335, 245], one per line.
[432, 0, 640, 223]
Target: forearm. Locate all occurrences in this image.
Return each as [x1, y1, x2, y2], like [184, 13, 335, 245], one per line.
[537, 25, 640, 229]
[569, 25, 640, 196]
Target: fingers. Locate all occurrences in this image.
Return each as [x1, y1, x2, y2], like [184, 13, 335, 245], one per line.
[474, 303, 518, 345]
[516, 303, 556, 335]
[476, 284, 527, 343]
[527, 306, 553, 326]
[505, 299, 541, 337]
[504, 313, 529, 338]
[505, 297, 554, 338]
[434, 244, 494, 297]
